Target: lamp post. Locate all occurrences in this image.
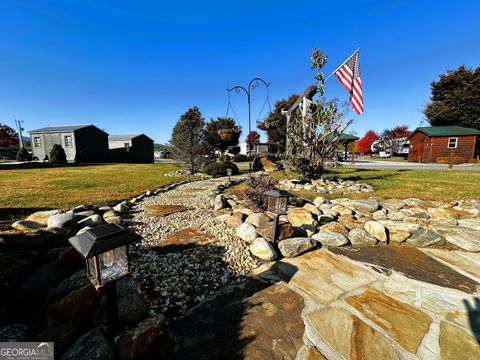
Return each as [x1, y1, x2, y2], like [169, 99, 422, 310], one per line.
[263, 190, 290, 244]
[68, 223, 141, 340]
[227, 78, 270, 172]
[226, 167, 232, 181]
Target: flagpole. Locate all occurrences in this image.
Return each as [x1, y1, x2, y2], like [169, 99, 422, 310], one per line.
[324, 48, 360, 83]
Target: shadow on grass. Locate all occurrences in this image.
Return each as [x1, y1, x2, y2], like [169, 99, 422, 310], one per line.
[0, 162, 109, 171]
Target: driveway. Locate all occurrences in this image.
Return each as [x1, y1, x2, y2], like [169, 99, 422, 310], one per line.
[342, 159, 480, 171]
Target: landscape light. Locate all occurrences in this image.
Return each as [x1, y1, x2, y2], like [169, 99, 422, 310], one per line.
[263, 189, 290, 244]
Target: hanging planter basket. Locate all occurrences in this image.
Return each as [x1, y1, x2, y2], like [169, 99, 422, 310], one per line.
[218, 128, 239, 142]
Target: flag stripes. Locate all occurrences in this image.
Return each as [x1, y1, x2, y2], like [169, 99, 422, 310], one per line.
[334, 51, 364, 114]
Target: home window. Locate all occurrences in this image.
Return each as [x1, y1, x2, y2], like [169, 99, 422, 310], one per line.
[65, 135, 73, 147]
[447, 138, 457, 149]
[33, 137, 41, 148]
[125, 143, 130, 152]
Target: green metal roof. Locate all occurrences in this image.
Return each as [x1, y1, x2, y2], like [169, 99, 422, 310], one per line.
[413, 126, 480, 137]
[325, 133, 359, 143]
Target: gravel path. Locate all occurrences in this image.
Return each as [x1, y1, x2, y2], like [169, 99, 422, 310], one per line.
[126, 176, 261, 321]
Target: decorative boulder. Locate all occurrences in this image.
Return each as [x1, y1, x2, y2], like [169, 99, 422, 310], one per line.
[113, 202, 129, 213]
[256, 223, 294, 242]
[429, 225, 480, 252]
[349, 199, 380, 213]
[226, 212, 246, 228]
[61, 328, 113, 360]
[47, 213, 81, 235]
[303, 203, 322, 216]
[406, 229, 446, 248]
[347, 228, 378, 245]
[319, 222, 349, 236]
[278, 237, 316, 258]
[12, 220, 44, 231]
[77, 214, 104, 229]
[26, 210, 62, 225]
[364, 221, 388, 243]
[245, 213, 271, 228]
[214, 194, 226, 211]
[116, 314, 165, 359]
[249, 238, 277, 261]
[235, 223, 257, 243]
[287, 208, 317, 227]
[313, 196, 329, 208]
[312, 231, 349, 247]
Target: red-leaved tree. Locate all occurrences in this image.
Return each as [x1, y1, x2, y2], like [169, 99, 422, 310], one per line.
[382, 124, 412, 139]
[246, 131, 260, 145]
[0, 123, 19, 147]
[358, 130, 380, 154]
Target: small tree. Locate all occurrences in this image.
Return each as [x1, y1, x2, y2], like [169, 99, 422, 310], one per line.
[424, 65, 480, 130]
[50, 144, 67, 164]
[204, 117, 241, 155]
[16, 147, 31, 162]
[170, 106, 206, 172]
[0, 123, 19, 147]
[381, 125, 411, 157]
[287, 48, 352, 180]
[246, 131, 260, 145]
[358, 130, 380, 154]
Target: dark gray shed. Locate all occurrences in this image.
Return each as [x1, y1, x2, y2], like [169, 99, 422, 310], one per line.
[108, 134, 154, 163]
[29, 125, 109, 162]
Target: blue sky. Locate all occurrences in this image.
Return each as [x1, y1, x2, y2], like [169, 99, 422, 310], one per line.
[1, 0, 479, 143]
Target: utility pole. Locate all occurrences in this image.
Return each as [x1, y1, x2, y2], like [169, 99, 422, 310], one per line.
[227, 77, 270, 172]
[15, 119, 25, 148]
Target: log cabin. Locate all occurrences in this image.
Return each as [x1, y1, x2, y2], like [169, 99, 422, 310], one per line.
[408, 126, 480, 163]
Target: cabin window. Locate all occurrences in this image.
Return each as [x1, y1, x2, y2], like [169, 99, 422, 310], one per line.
[33, 137, 41, 148]
[64, 135, 73, 147]
[447, 138, 457, 149]
[125, 143, 130, 152]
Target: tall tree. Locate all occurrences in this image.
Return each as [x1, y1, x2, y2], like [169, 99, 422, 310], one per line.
[358, 130, 380, 154]
[204, 117, 241, 154]
[170, 106, 206, 171]
[257, 94, 299, 153]
[424, 65, 480, 129]
[382, 124, 411, 139]
[0, 123, 19, 147]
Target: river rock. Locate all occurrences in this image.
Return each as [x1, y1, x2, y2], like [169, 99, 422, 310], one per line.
[373, 210, 388, 221]
[256, 223, 294, 242]
[429, 225, 480, 252]
[427, 208, 458, 225]
[363, 221, 387, 242]
[378, 220, 419, 243]
[312, 231, 349, 247]
[348, 228, 378, 245]
[47, 213, 81, 235]
[349, 199, 380, 213]
[113, 202, 129, 213]
[61, 328, 113, 360]
[303, 203, 322, 216]
[245, 213, 271, 228]
[116, 314, 165, 359]
[287, 208, 317, 227]
[317, 214, 335, 225]
[105, 216, 122, 225]
[319, 221, 349, 235]
[405, 229, 446, 247]
[313, 196, 329, 207]
[213, 194, 226, 211]
[55, 270, 90, 301]
[12, 220, 44, 231]
[235, 223, 257, 243]
[77, 214, 104, 228]
[278, 237, 316, 258]
[250, 238, 277, 261]
[226, 212, 246, 228]
[26, 210, 62, 225]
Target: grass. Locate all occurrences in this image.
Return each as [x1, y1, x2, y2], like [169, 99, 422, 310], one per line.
[227, 168, 480, 201]
[0, 163, 186, 211]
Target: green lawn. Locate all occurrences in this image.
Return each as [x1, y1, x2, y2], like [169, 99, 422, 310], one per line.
[269, 168, 480, 201]
[0, 163, 186, 210]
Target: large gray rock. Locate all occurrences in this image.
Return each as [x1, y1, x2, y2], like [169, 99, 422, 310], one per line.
[26, 210, 62, 225]
[317, 214, 336, 225]
[378, 220, 419, 243]
[312, 231, 349, 247]
[47, 213, 81, 235]
[113, 202, 129, 213]
[249, 238, 277, 261]
[226, 212, 246, 228]
[278, 237, 316, 258]
[213, 194, 226, 211]
[313, 196, 329, 208]
[349, 199, 380, 213]
[429, 225, 480, 252]
[364, 221, 388, 242]
[303, 203, 322, 216]
[118, 280, 148, 326]
[0, 250, 38, 288]
[77, 214, 104, 228]
[347, 228, 378, 245]
[245, 213, 271, 228]
[61, 328, 113, 360]
[105, 216, 122, 225]
[235, 223, 257, 243]
[406, 229, 446, 247]
[55, 270, 90, 300]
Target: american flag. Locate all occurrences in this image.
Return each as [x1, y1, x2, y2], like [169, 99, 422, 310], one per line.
[334, 50, 363, 114]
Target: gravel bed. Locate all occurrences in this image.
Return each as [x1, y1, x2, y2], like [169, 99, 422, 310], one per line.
[126, 177, 261, 321]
